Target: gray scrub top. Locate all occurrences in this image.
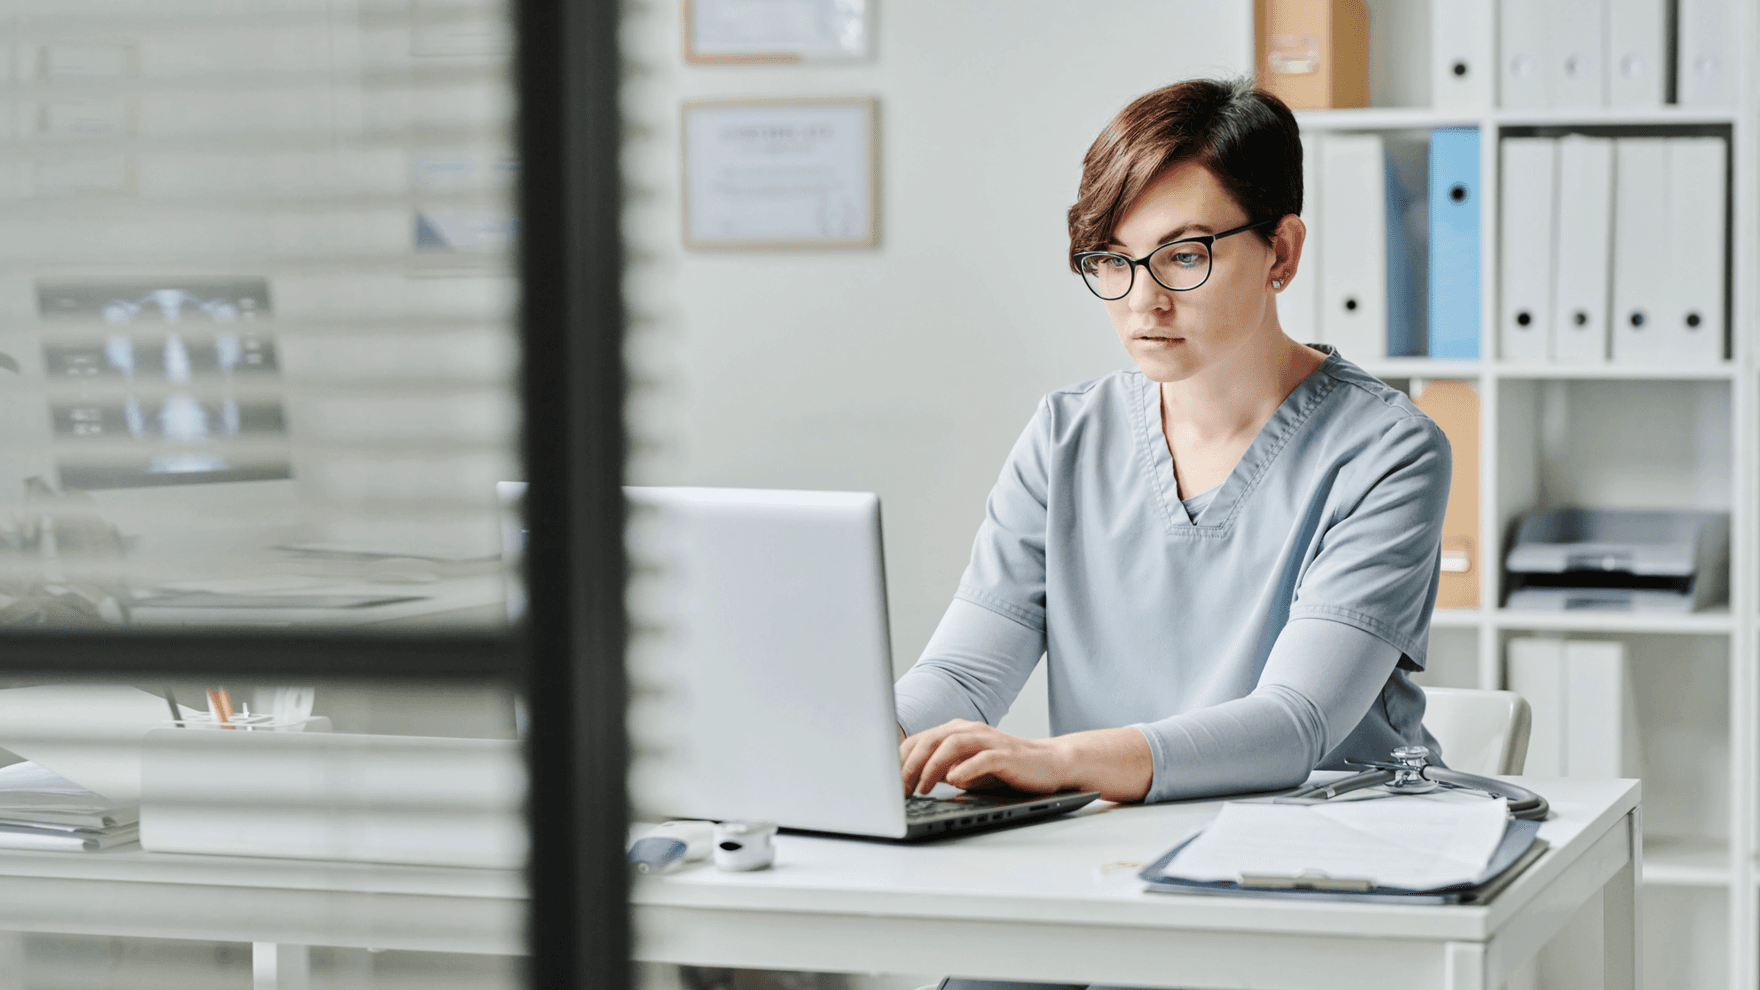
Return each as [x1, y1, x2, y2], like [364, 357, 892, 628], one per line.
[906, 348, 1449, 792]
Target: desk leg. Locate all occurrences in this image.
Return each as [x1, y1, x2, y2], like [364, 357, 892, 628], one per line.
[253, 942, 311, 990]
[1445, 942, 1486, 990]
[1601, 809, 1641, 990]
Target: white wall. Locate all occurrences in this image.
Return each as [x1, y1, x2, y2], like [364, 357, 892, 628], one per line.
[622, 1, 1254, 735]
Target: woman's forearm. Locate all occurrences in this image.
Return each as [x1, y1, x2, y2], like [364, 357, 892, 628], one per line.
[900, 618, 1400, 804]
[1051, 726, 1154, 802]
[894, 598, 1046, 736]
[1130, 618, 1403, 803]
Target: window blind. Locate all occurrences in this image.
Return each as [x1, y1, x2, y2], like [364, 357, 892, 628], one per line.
[0, 0, 521, 631]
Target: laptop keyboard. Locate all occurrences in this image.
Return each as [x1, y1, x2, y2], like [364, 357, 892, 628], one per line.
[905, 794, 1008, 822]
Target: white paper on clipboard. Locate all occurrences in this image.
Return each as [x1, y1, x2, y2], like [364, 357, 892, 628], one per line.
[687, 0, 870, 61]
[683, 99, 876, 249]
[1156, 797, 1509, 891]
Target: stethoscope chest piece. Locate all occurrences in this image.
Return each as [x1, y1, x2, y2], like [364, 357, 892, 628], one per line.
[1380, 745, 1442, 795]
[1280, 745, 1550, 821]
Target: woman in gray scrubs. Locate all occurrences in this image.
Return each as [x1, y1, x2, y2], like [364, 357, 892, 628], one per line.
[895, 77, 1448, 822]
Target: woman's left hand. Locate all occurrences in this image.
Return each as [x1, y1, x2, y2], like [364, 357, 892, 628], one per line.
[899, 719, 1070, 796]
[900, 720, 1156, 802]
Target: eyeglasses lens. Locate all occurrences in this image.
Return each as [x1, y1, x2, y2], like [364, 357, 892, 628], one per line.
[1149, 241, 1212, 291]
[1079, 255, 1134, 300]
[1079, 242, 1214, 299]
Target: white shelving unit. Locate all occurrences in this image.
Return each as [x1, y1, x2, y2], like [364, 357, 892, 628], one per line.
[1291, 11, 1756, 988]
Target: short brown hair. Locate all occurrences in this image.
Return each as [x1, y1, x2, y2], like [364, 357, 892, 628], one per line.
[1067, 78, 1302, 271]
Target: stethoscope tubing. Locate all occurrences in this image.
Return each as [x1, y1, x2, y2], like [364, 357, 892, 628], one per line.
[1282, 767, 1549, 821]
[1424, 767, 1549, 821]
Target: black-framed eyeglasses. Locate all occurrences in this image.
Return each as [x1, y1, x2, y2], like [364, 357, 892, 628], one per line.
[1073, 219, 1277, 300]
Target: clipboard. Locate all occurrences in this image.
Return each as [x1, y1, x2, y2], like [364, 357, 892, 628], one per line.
[1140, 816, 1547, 905]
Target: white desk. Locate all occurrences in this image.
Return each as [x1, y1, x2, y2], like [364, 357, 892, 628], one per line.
[633, 777, 1641, 990]
[0, 777, 1639, 990]
[0, 846, 522, 990]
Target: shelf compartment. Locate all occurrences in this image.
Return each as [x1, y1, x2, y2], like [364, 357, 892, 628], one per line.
[1364, 361, 1738, 383]
[1641, 885, 1729, 989]
[1293, 108, 1481, 132]
[1644, 834, 1731, 887]
[1359, 358, 1484, 380]
[1494, 378, 1732, 619]
[1293, 107, 1740, 133]
[1424, 608, 1734, 635]
[1494, 362, 1738, 381]
[1494, 106, 1740, 127]
[1497, 631, 1730, 894]
[1494, 609, 1732, 635]
[1430, 608, 1485, 629]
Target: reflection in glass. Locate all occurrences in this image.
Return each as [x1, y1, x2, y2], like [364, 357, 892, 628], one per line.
[0, 0, 522, 633]
[0, 0, 533, 985]
[42, 277, 290, 489]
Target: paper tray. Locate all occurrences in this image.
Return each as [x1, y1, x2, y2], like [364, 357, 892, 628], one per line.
[1140, 816, 1545, 906]
[1505, 509, 1725, 577]
[1504, 508, 1730, 613]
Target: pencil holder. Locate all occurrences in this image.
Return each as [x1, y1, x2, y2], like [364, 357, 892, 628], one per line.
[712, 820, 777, 871]
[161, 714, 329, 732]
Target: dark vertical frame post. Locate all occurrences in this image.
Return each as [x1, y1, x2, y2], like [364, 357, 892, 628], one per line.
[517, 0, 629, 987]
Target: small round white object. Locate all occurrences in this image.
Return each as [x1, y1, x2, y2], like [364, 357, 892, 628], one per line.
[712, 820, 778, 871]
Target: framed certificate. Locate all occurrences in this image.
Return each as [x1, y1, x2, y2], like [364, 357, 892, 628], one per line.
[682, 97, 878, 250]
[683, 0, 872, 63]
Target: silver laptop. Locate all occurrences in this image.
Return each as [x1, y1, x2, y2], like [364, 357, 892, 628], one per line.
[626, 486, 1097, 840]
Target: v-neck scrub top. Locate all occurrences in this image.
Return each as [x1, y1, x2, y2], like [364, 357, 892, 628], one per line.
[894, 349, 1450, 803]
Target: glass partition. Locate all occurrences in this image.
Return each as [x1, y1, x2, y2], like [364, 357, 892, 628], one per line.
[0, 1, 620, 986]
[1, 0, 521, 634]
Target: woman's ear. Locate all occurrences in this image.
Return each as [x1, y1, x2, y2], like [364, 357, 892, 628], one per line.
[1269, 214, 1307, 291]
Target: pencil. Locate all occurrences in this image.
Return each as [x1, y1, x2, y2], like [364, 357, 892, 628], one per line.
[207, 688, 235, 729]
[164, 687, 185, 727]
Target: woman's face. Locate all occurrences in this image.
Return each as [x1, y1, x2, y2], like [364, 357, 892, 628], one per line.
[1101, 161, 1283, 383]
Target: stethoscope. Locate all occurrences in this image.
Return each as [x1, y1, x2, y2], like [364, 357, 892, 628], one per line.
[1280, 745, 1550, 821]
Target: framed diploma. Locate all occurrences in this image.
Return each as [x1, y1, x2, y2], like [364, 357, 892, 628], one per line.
[683, 0, 872, 63]
[681, 97, 878, 250]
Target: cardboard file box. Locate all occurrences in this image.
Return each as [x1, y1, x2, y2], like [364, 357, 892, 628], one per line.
[1413, 381, 1479, 608]
[1504, 508, 1729, 613]
[1254, 0, 1369, 111]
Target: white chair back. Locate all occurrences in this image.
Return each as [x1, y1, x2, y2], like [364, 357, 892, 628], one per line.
[1421, 687, 1532, 776]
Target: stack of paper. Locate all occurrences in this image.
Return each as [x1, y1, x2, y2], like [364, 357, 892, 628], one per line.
[0, 684, 203, 853]
[0, 761, 139, 852]
[1150, 797, 1511, 892]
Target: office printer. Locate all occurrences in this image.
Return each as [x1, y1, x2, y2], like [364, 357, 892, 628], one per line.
[1504, 509, 1730, 613]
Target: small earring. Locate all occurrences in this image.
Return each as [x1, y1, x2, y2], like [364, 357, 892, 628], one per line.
[1271, 279, 1284, 289]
